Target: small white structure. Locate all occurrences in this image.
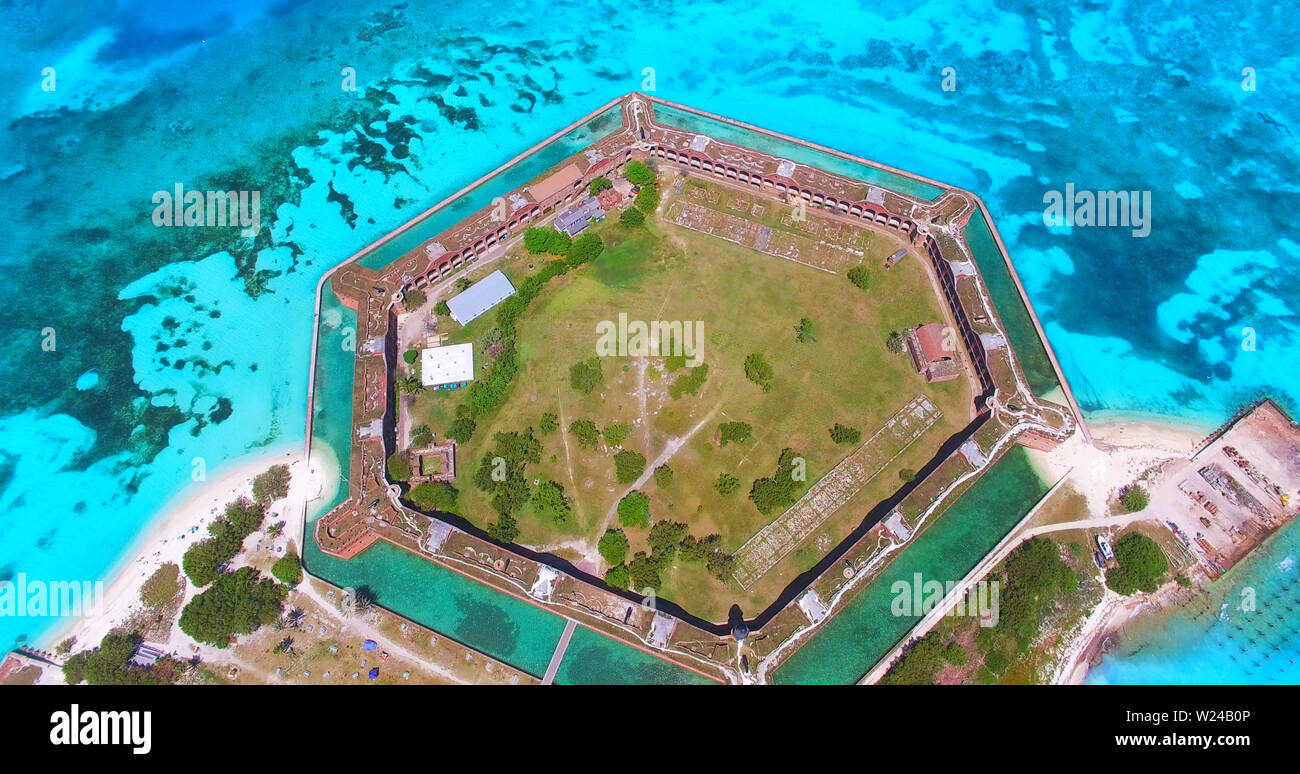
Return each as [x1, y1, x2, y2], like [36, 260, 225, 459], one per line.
[421, 343, 475, 389]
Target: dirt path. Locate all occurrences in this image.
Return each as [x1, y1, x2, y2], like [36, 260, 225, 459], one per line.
[599, 401, 723, 533]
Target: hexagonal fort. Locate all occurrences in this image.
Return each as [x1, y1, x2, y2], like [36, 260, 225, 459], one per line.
[305, 93, 1081, 682]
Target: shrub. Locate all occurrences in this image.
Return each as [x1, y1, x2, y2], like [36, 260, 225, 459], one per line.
[719, 421, 752, 446]
[403, 349, 419, 365]
[714, 473, 740, 496]
[386, 452, 411, 482]
[668, 364, 708, 398]
[1120, 484, 1149, 512]
[794, 317, 816, 343]
[140, 563, 183, 608]
[569, 419, 600, 448]
[570, 357, 604, 394]
[435, 300, 451, 316]
[830, 423, 861, 445]
[653, 465, 674, 488]
[271, 550, 302, 586]
[565, 232, 604, 267]
[847, 265, 871, 290]
[748, 449, 804, 514]
[404, 288, 426, 310]
[886, 330, 906, 354]
[899, 468, 917, 483]
[743, 352, 774, 391]
[252, 464, 292, 504]
[539, 412, 559, 434]
[617, 491, 650, 528]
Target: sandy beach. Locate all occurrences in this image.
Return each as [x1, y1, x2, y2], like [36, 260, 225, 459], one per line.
[35, 449, 331, 656]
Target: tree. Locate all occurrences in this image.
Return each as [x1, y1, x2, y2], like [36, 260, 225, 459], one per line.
[447, 417, 477, 443]
[1106, 532, 1168, 595]
[887, 330, 906, 354]
[589, 176, 613, 196]
[598, 529, 630, 566]
[614, 450, 647, 484]
[182, 497, 267, 587]
[617, 491, 651, 528]
[624, 160, 656, 186]
[565, 232, 603, 266]
[749, 448, 804, 514]
[435, 300, 451, 316]
[603, 423, 631, 447]
[744, 352, 774, 391]
[628, 552, 661, 590]
[387, 452, 411, 482]
[488, 513, 520, 543]
[847, 265, 871, 290]
[619, 206, 645, 227]
[719, 421, 752, 446]
[454, 277, 472, 292]
[411, 424, 434, 447]
[271, 550, 303, 586]
[570, 357, 604, 394]
[252, 464, 292, 504]
[830, 423, 861, 445]
[531, 480, 572, 524]
[404, 288, 426, 310]
[569, 419, 600, 448]
[635, 185, 660, 214]
[714, 473, 740, 496]
[409, 481, 459, 513]
[402, 349, 419, 365]
[899, 468, 918, 483]
[795, 317, 816, 343]
[1120, 484, 1150, 512]
[604, 564, 630, 589]
[653, 465, 674, 488]
[178, 568, 286, 648]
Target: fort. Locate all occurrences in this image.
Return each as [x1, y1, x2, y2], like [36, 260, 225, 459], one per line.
[303, 93, 1084, 683]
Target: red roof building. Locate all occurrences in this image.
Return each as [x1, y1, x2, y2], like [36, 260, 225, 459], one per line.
[906, 323, 960, 382]
[596, 188, 623, 210]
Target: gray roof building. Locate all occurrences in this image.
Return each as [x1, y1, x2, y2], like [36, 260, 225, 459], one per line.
[446, 270, 517, 325]
[554, 196, 605, 237]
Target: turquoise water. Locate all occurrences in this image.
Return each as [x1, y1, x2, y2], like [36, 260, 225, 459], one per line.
[1, 1, 1297, 682]
[964, 212, 1061, 397]
[1087, 519, 1300, 685]
[553, 626, 714, 685]
[773, 447, 1050, 684]
[301, 537, 566, 677]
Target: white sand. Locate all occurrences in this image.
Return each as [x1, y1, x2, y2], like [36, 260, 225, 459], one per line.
[36, 449, 332, 654]
[1026, 416, 1208, 520]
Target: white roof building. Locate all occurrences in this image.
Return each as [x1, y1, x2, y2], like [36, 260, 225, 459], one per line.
[421, 343, 475, 388]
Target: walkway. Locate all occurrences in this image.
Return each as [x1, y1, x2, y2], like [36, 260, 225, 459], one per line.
[542, 619, 578, 685]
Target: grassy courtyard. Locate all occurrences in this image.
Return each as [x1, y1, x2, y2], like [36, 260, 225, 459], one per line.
[404, 176, 973, 619]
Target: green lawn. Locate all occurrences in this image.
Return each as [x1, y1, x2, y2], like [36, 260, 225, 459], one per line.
[409, 193, 972, 619]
